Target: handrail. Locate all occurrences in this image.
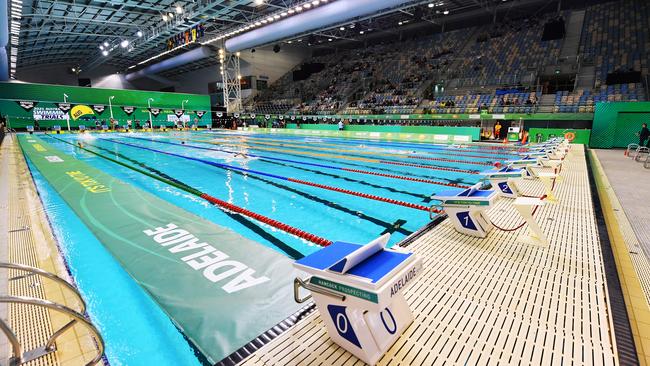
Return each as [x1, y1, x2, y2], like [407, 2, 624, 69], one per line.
[0, 263, 104, 366]
[294, 277, 345, 304]
[0, 296, 104, 366]
[0, 262, 86, 313]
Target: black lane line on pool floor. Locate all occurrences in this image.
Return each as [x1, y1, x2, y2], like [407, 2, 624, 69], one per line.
[191, 136, 482, 174]
[200, 131, 522, 159]
[258, 158, 431, 200]
[148, 135, 475, 185]
[51, 136, 304, 259]
[92, 138, 415, 237]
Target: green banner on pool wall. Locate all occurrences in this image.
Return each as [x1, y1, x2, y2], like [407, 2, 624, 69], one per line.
[19, 135, 303, 364]
[591, 102, 650, 148]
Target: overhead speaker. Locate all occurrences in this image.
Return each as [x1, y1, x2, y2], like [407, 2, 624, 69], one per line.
[273, 44, 281, 53]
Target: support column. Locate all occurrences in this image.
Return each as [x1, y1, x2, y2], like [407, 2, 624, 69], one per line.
[220, 49, 242, 114]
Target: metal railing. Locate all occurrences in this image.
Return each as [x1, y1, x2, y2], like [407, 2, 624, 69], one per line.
[0, 262, 105, 366]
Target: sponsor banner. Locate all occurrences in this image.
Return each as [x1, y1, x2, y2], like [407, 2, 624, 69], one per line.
[56, 103, 72, 113]
[249, 113, 256, 119]
[233, 113, 240, 118]
[216, 112, 223, 118]
[168, 114, 190, 123]
[264, 114, 271, 120]
[148, 108, 161, 117]
[33, 107, 67, 121]
[122, 106, 136, 116]
[174, 109, 185, 118]
[16, 100, 37, 111]
[195, 110, 206, 118]
[469, 114, 481, 119]
[92, 105, 105, 114]
[19, 135, 303, 364]
[492, 114, 506, 119]
[70, 105, 94, 120]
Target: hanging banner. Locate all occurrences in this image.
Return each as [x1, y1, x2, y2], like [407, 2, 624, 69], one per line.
[264, 114, 271, 120]
[249, 113, 256, 119]
[16, 100, 37, 111]
[278, 115, 284, 120]
[92, 105, 106, 114]
[174, 109, 185, 118]
[148, 108, 161, 117]
[166, 24, 206, 50]
[122, 106, 136, 116]
[233, 113, 240, 118]
[301, 116, 307, 121]
[56, 103, 72, 113]
[195, 111, 206, 118]
[70, 105, 95, 120]
[290, 116, 295, 120]
[216, 112, 223, 118]
[34, 107, 66, 121]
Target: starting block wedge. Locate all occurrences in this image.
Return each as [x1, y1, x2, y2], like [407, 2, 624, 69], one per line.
[293, 234, 422, 365]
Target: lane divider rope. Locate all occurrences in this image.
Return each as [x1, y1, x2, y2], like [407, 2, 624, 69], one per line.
[127, 136, 471, 188]
[103, 138, 438, 213]
[48, 135, 332, 247]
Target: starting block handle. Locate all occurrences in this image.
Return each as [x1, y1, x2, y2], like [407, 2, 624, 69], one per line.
[294, 277, 346, 303]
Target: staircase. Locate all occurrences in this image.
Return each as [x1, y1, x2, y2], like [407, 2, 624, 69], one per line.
[576, 65, 595, 89]
[559, 10, 585, 59]
[537, 94, 557, 113]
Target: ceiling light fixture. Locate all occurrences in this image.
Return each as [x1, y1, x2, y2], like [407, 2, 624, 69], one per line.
[102, 50, 109, 56]
[175, 5, 182, 14]
[120, 39, 129, 48]
[136, 30, 143, 37]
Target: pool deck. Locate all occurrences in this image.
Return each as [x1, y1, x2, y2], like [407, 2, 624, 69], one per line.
[591, 148, 650, 366]
[240, 145, 637, 366]
[0, 135, 103, 366]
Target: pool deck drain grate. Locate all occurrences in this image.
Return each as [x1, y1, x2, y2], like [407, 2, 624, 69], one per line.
[240, 145, 622, 366]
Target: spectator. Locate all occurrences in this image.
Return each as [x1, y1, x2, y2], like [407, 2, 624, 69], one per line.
[637, 123, 650, 147]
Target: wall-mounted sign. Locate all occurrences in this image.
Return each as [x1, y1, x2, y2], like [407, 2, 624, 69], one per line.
[148, 108, 161, 117]
[92, 105, 106, 114]
[70, 105, 94, 120]
[16, 100, 36, 111]
[122, 106, 136, 116]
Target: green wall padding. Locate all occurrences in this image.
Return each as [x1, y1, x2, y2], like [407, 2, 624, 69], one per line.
[0, 82, 211, 128]
[591, 102, 650, 148]
[528, 128, 591, 145]
[283, 124, 481, 141]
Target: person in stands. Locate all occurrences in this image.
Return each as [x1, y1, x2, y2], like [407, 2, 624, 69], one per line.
[637, 123, 650, 147]
[338, 120, 344, 131]
[494, 121, 502, 139]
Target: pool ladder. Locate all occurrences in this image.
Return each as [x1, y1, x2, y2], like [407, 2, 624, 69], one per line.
[0, 262, 105, 366]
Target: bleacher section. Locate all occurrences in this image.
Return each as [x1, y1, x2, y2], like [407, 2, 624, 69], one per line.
[245, 0, 649, 116]
[580, 0, 649, 87]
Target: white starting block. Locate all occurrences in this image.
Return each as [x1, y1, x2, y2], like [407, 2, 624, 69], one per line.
[434, 183, 499, 237]
[293, 234, 422, 365]
[480, 165, 526, 198]
[513, 197, 548, 245]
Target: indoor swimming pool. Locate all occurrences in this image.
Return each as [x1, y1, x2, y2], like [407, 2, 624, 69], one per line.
[18, 130, 525, 365]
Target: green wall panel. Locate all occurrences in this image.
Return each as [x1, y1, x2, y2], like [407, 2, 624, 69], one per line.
[284, 124, 481, 141]
[0, 82, 211, 128]
[591, 102, 650, 148]
[528, 128, 591, 145]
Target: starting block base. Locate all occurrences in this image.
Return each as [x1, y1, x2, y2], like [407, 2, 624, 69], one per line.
[513, 197, 548, 246]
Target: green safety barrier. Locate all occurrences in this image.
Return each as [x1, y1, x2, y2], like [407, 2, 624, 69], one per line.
[19, 135, 303, 364]
[239, 127, 476, 143]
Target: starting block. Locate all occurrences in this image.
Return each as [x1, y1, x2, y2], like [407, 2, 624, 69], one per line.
[294, 234, 422, 365]
[480, 165, 525, 198]
[435, 183, 499, 237]
[513, 197, 548, 245]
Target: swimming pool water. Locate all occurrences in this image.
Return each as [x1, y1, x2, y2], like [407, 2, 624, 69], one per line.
[26, 130, 522, 364]
[40, 131, 511, 258]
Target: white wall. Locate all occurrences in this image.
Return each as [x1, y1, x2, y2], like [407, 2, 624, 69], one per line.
[240, 44, 309, 84]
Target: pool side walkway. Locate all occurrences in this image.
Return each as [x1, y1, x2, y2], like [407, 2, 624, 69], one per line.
[241, 145, 630, 366]
[0, 135, 103, 366]
[591, 149, 650, 366]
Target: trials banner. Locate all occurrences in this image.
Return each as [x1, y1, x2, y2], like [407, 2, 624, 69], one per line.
[19, 135, 304, 364]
